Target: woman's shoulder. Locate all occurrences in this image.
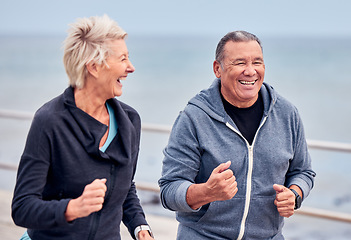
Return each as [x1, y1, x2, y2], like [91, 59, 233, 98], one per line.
[33, 92, 66, 122]
[110, 98, 139, 118]
[109, 98, 141, 131]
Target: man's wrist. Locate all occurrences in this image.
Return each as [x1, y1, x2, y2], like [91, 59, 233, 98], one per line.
[290, 188, 302, 210]
[187, 183, 211, 210]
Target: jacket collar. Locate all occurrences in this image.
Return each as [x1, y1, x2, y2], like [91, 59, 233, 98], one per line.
[63, 87, 134, 165]
[188, 78, 276, 122]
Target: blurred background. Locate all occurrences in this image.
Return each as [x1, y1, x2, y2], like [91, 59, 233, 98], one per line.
[1, 1, 351, 239]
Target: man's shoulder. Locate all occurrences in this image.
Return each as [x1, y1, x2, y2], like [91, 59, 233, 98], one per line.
[263, 83, 298, 112]
[275, 93, 298, 112]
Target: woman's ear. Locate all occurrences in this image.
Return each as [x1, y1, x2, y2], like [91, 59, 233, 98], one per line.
[213, 60, 222, 78]
[86, 61, 99, 78]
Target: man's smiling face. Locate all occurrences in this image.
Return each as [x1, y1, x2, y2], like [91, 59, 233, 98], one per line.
[214, 40, 265, 108]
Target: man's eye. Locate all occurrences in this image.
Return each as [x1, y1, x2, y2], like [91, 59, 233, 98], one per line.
[235, 62, 245, 66]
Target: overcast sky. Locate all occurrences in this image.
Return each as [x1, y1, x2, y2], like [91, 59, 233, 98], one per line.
[1, 0, 351, 38]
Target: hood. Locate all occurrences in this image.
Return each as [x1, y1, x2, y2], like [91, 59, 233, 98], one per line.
[188, 78, 277, 122]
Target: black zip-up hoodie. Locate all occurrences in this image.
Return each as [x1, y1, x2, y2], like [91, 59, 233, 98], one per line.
[12, 87, 148, 239]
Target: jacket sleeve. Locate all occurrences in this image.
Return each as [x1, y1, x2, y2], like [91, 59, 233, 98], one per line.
[285, 109, 316, 200]
[11, 111, 71, 229]
[122, 152, 149, 239]
[158, 110, 202, 213]
[122, 113, 149, 239]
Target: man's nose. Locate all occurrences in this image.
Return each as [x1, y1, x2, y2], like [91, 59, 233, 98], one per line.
[243, 64, 256, 76]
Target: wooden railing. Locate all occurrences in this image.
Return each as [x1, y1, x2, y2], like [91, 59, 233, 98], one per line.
[1, 109, 351, 223]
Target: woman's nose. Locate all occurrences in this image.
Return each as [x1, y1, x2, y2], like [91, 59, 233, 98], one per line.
[127, 60, 135, 73]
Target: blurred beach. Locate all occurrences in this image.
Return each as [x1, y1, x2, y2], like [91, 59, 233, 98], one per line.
[1, 34, 351, 239]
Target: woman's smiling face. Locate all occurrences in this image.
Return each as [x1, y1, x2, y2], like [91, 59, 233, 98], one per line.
[97, 39, 135, 99]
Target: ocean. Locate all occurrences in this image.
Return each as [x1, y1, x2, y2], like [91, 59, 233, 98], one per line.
[1, 34, 351, 239]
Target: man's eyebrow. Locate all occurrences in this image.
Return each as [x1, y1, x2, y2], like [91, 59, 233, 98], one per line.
[254, 57, 264, 61]
[231, 58, 246, 63]
[229, 57, 264, 63]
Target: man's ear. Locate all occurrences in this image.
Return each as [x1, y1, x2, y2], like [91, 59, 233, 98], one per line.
[213, 60, 222, 78]
[86, 61, 99, 79]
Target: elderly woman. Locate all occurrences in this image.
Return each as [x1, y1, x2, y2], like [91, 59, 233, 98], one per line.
[12, 15, 154, 240]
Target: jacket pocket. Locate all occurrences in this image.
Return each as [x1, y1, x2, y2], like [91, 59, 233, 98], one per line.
[247, 196, 283, 239]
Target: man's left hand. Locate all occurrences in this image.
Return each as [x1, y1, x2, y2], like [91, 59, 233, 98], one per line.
[273, 184, 295, 218]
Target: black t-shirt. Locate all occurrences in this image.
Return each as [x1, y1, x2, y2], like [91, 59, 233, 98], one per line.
[221, 92, 264, 145]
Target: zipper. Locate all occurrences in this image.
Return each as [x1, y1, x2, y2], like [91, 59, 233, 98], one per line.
[87, 211, 102, 240]
[104, 164, 116, 206]
[226, 116, 267, 240]
[236, 145, 253, 240]
[87, 163, 116, 240]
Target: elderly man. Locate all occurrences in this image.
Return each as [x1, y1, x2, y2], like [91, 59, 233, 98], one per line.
[159, 31, 315, 239]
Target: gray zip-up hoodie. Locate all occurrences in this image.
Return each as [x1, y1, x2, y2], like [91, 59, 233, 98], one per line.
[159, 79, 315, 240]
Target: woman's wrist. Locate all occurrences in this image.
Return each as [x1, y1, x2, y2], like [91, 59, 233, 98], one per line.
[65, 199, 78, 222]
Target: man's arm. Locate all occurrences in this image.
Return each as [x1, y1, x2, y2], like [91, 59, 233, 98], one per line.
[186, 161, 238, 210]
[273, 184, 302, 218]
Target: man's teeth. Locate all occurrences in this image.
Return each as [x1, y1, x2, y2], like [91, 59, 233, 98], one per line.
[239, 80, 256, 85]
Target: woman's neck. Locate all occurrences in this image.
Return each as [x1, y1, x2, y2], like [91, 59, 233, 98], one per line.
[74, 86, 109, 126]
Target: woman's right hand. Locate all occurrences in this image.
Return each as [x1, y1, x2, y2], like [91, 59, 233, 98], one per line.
[65, 179, 107, 222]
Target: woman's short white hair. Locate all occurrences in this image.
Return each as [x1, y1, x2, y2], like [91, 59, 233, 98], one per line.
[63, 15, 127, 89]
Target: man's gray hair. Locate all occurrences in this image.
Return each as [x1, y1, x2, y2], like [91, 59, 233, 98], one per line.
[63, 15, 127, 89]
[215, 31, 262, 63]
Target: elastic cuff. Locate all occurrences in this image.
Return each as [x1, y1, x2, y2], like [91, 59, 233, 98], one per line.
[55, 199, 73, 227]
[175, 181, 201, 212]
[287, 178, 311, 200]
